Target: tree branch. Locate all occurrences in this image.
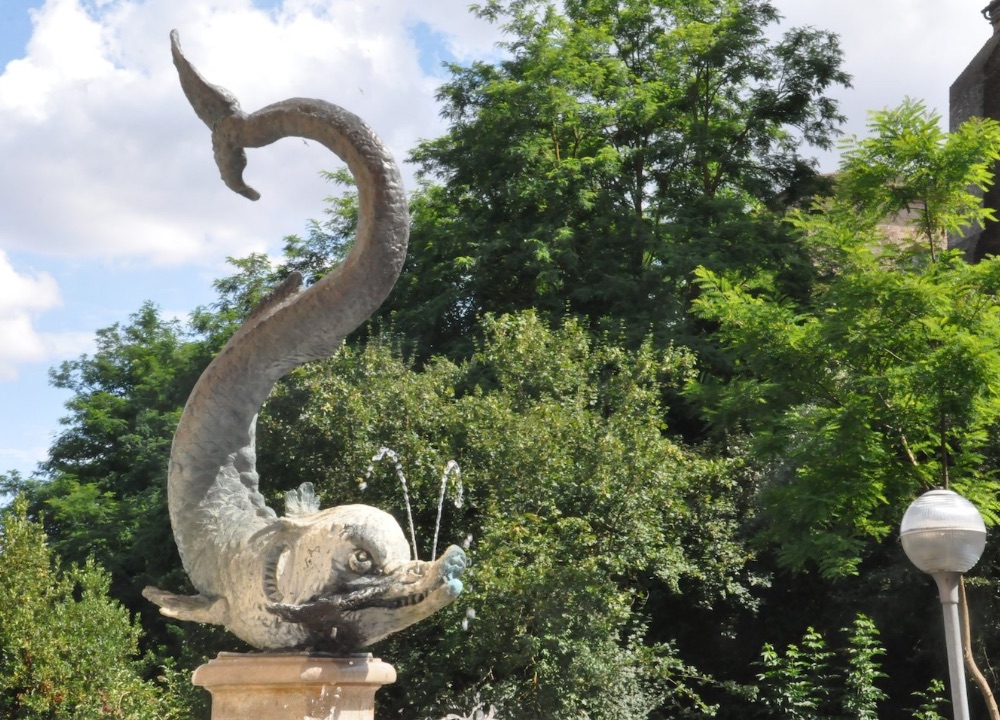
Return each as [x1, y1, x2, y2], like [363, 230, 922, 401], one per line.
[960, 576, 1000, 720]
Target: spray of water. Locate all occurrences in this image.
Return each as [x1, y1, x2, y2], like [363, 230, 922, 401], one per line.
[363, 447, 419, 560]
[361, 449, 470, 563]
[432, 460, 464, 560]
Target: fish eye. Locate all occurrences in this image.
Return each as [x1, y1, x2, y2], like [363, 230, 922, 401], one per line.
[349, 549, 374, 574]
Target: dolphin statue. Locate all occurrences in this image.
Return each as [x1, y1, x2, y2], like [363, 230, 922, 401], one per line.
[142, 31, 466, 652]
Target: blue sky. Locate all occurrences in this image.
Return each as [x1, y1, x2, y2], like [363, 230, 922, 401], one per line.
[0, 0, 992, 477]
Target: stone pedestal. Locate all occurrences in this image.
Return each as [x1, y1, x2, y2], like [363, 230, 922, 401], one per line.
[193, 652, 396, 720]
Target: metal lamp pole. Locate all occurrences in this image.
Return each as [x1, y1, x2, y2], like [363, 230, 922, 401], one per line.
[901, 489, 986, 720]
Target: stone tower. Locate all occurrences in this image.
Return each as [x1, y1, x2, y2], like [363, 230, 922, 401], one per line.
[950, 1, 1000, 259]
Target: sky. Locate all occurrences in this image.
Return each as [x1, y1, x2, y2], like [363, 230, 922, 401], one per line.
[0, 0, 992, 477]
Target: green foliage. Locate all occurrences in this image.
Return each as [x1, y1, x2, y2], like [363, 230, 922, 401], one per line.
[377, 0, 848, 357]
[256, 312, 756, 719]
[691, 102, 1000, 576]
[906, 680, 949, 720]
[837, 99, 1000, 254]
[757, 627, 836, 720]
[840, 615, 888, 720]
[755, 615, 898, 720]
[0, 302, 233, 669]
[1, 10, 973, 719]
[281, 168, 360, 281]
[0, 497, 187, 719]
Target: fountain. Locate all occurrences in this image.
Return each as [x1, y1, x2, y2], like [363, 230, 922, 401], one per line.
[142, 32, 467, 720]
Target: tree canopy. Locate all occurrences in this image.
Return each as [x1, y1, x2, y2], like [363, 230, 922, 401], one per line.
[692, 100, 1000, 577]
[378, 0, 850, 357]
[255, 312, 758, 718]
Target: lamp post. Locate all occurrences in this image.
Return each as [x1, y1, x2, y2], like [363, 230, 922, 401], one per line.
[901, 489, 987, 720]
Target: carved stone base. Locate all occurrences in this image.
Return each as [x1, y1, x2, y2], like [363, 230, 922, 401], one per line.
[193, 653, 396, 720]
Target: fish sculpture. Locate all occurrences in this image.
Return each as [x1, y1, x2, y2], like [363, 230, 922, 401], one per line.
[142, 31, 466, 652]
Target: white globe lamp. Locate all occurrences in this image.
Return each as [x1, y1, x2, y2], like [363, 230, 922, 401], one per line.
[901, 489, 986, 720]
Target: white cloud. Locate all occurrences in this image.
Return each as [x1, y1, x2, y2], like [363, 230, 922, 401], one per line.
[8, 0, 976, 278]
[0, 0, 113, 121]
[0, 0, 502, 268]
[0, 0, 504, 396]
[773, 0, 990, 148]
[0, 251, 92, 379]
[0, 0, 992, 450]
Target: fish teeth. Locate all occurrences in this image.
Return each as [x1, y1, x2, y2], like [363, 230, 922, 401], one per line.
[392, 591, 427, 609]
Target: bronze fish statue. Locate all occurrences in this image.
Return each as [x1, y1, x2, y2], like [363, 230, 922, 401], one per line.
[142, 31, 466, 652]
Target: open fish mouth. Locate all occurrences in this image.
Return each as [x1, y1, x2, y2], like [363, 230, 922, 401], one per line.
[266, 577, 442, 621]
[262, 545, 466, 651]
[268, 544, 467, 620]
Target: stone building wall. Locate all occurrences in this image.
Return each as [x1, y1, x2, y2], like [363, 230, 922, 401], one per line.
[949, 2, 1000, 259]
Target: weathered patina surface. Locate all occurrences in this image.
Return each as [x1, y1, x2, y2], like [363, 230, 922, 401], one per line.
[142, 32, 466, 652]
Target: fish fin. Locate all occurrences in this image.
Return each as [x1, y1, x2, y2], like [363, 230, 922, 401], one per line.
[169, 30, 241, 130]
[284, 481, 320, 517]
[143, 586, 229, 625]
[169, 30, 260, 201]
[248, 271, 304, 324]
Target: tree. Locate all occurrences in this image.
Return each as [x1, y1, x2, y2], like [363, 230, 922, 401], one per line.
[690, 100, 1000, 577]
[375, 0, 848, 357]
[0, 302, 233, 666]
[0, 497, 192, 719]
[252, 312, 758, 719]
